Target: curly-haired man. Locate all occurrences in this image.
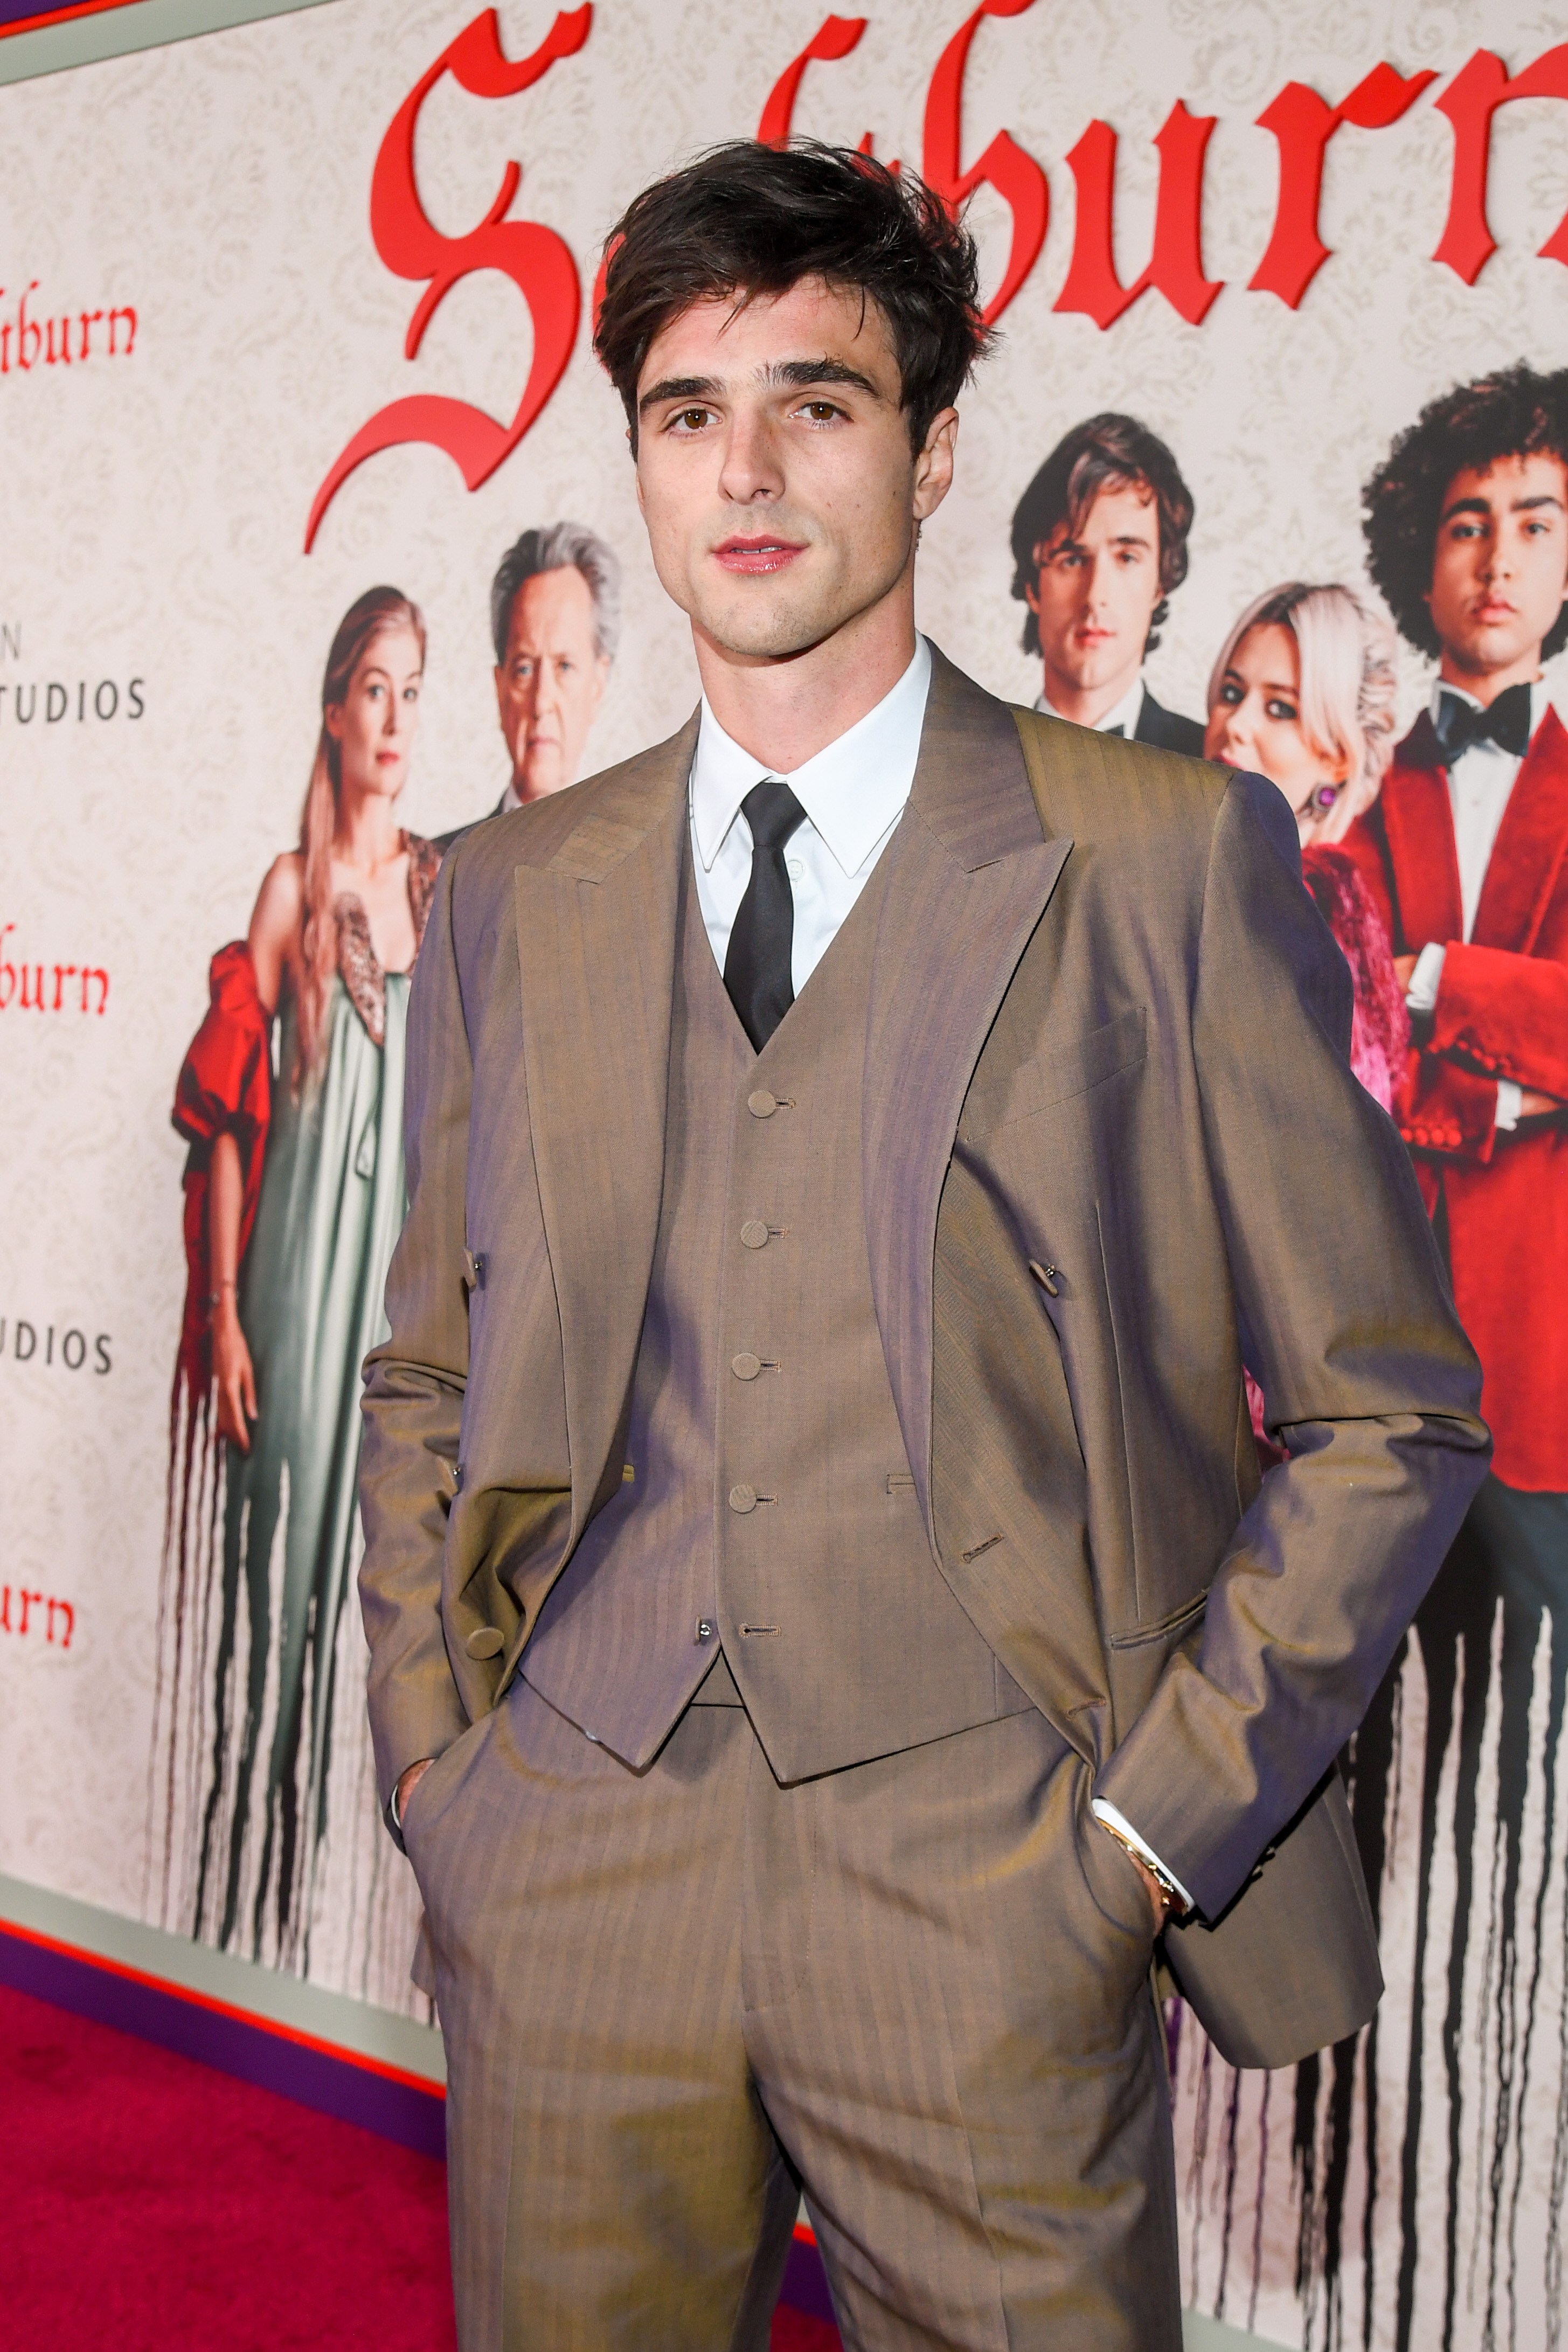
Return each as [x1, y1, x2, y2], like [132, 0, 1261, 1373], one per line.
[1347, 364, 1568, 1627]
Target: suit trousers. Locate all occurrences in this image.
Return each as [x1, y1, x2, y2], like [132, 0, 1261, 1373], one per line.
[403, 1679, 1182, 2352]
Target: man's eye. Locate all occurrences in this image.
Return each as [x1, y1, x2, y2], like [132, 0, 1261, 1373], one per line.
[802, 401, 840, 422]
[672, 407, 711, 432]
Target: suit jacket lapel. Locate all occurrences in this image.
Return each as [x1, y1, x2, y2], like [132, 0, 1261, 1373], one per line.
[1383, 716, 1463, 949]
[1472, 706, 1568, 953]
[514, 718, 696, 1538]
[865, 651, 1072, 1535]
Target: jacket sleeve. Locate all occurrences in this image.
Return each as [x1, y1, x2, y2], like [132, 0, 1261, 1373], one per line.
[358, 852, 474, 1819]
[1093, 770, 1491, 1922]
[1430, 940, 1568, 1101]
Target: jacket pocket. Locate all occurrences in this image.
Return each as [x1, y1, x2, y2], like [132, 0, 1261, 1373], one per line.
[960, 1005, 1147, 1139]
[1106, 1585, 1209, 1653]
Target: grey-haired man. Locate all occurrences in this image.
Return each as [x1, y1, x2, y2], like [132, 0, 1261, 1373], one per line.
[441, 521, 621, 848]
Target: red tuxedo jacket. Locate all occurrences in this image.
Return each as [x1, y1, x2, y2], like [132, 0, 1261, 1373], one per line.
[1343, 708, 1568, 1490]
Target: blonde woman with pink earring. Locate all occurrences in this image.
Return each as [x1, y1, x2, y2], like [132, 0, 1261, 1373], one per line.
[1206, 582, 1409, 1463]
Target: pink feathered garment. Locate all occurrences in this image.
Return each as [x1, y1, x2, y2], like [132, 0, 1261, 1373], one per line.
[1246, 845, 1411, 1460]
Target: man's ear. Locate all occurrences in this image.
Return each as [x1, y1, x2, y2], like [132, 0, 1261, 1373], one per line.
[912, 408, 959, 521]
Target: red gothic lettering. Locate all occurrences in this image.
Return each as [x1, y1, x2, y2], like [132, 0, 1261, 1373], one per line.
[0, 1587, 8, 1633]
[52, 962, 77, 1008]
[1054, 101, 1222, 329]
[758, 15, 868, 147]
[1249, 64, 1437, 307]
[305, 5, 592, 553]
[107, 304, 136, 355]
[18, 1591, 40, 1635]
[921, 0, 1047, 325]
[19, 962, 45, 1010]
[1433, 45, 1568, 284]
[45, 315, 71, 364]
[80, 967, 108, 1014]
[17, 283, 40, 370]
[79, 308, 102, 357]
[46, 1597, 74, 1649]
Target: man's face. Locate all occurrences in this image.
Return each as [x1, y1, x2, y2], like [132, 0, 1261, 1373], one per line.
[494, 565, 610, 801]
[1027, 479, 1162, 701]
[1426, 453, 1568, 683]
[631, 277, 955, 664]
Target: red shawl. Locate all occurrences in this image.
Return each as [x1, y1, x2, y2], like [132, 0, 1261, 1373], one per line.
[171, 941, 273, 1403]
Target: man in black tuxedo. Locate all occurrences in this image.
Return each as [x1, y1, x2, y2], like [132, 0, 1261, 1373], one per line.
[1010, 413, 1204, 753]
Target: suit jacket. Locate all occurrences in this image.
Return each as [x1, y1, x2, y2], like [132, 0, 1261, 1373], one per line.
[433, 790, 509, 859]
[359, 648, 1488, 2067]
[1342, 711, 1568, 1490]
[1135, 686, 1206, 756]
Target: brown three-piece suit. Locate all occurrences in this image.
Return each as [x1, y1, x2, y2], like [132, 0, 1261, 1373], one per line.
[359, 650, 1488, 2350]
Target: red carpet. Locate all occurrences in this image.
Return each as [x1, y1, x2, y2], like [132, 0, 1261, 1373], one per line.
[2, 1981, 839, 2348]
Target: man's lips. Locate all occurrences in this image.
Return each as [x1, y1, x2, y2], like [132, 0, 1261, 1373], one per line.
[713, 536, 808, 575]
[1474, 599, 1517, 621]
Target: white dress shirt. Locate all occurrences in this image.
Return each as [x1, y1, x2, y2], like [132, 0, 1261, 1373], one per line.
[1032, 675, 1145, 738]
[688, 633, 1188, 1913]
[690, 636, 931, 991]
[1404, 678, 1548, 1133]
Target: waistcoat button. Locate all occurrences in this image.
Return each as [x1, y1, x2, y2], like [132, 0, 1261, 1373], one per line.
[740, 1219, 771, 1250]
[728, 1483, 759, 1514]
[731, 1352, 762, 1380]
[464, 1626, 504, 1659]
[747, 1089, 778, 1119]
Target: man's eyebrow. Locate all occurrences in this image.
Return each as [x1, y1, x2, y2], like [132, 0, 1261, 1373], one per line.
[1514, 494, 1566, 513]
[637, 374, 721, 416]
[1439, 496, 1493, 524]
[766, 356, 883, 399]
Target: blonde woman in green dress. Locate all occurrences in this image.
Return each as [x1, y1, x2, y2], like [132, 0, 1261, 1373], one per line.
[163, 587, 440, 1968]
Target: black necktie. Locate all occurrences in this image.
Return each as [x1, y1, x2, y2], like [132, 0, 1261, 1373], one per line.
[724, 779, 807, 1052]
[1433, 681, 1533, 762]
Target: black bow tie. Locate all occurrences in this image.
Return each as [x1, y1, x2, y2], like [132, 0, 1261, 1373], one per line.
[1433, 681, 1534, 762]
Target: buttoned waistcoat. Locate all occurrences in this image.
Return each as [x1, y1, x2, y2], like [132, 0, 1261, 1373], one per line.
[360, 647, 1489, 2068]
[521, 806, 1030, 1778]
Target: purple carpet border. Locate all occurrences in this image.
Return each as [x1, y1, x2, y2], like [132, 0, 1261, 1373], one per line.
[0, 1919, 447, 2160]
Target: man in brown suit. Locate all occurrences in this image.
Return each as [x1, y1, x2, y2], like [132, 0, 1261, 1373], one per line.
[358, 144, 1489, 2351]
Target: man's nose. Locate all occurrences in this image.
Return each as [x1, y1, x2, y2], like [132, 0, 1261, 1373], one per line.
[718, 408, 785, 504]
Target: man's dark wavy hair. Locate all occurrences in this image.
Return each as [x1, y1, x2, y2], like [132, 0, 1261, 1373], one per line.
[593, 140, 990, 456]
[1008, 414, 1194, 659]
[1363, 363, 1568, 659]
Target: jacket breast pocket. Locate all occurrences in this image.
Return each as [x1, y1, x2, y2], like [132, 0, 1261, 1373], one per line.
[960, 1005, 1147, 1141]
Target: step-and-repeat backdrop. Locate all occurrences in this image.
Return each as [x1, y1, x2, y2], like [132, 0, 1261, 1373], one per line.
[4, 2, 1566, 2342]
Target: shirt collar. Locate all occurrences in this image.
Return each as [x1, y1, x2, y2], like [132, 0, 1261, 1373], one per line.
[1429, 674, 1546, 746]
[691, 636, 933, 877]
[1033, 675, 1144, 738]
